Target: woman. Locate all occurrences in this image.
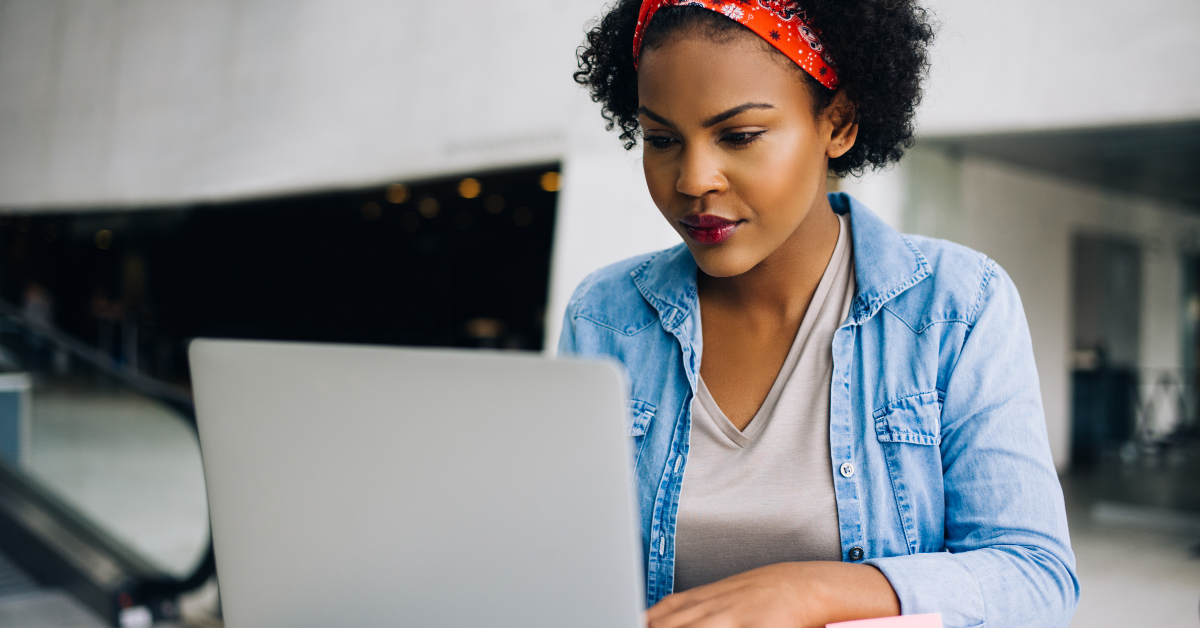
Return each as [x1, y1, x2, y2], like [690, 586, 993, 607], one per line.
[560, 1, 1079, 627]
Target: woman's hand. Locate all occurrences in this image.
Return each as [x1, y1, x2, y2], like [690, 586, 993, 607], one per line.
[645, 561, 900, 628]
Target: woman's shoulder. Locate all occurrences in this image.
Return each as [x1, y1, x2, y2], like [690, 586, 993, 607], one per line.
[885, 233, 1015, 329]
[567, 251, 656, 308]
[565, 244, 691, 333]
[906, 233, 994, 285]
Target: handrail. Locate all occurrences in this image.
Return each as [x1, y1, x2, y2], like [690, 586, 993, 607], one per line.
[0, 297, 215, 621]
[0, 298, 195, 414]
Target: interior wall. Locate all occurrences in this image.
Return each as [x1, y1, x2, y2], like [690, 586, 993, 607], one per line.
[0, 0, 593, 209]
[918, 0, 1200, 135]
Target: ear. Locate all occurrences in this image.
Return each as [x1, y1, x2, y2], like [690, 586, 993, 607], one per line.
[823, 90, 858, 160]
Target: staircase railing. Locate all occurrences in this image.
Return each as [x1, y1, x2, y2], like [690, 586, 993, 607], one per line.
[0, 298, 215, 625]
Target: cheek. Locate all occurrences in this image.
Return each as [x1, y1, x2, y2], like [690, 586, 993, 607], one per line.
[642, 154, 677, 210]
[732, 138, 820, 218]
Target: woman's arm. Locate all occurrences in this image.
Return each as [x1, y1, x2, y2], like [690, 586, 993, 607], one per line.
[865, 261, 1080, 627]
[646, 561, 898, 628]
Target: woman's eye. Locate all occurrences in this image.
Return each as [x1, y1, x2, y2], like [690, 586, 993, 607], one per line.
[644, 135, 677, 150]
[723, 131, 765, 146]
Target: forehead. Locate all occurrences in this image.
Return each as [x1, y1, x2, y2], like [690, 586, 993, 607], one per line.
[637, 32, 812, 116]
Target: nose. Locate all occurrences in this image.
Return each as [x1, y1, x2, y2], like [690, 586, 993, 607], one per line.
[675, 144, 727, 198]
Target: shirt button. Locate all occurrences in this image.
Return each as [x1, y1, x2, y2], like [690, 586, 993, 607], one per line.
[840, 462, 855, 478]
[849, 546, 864, 561]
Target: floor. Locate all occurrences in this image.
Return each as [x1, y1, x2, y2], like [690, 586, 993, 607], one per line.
[1068, 501, 1200, 626]
[1063, 450, 1200, 627]
[0, 551, 108, 628]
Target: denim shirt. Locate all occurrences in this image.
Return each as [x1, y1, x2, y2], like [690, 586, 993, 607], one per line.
[558, 193, 1079, 628]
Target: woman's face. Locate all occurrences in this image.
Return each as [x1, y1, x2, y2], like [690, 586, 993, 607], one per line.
[637, 30, 855, 278]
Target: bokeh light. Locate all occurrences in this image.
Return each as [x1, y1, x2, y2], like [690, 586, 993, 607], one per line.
[386, 183, 410, 204]
[418, 197, 440, 218]
[458, 178, 482, 199]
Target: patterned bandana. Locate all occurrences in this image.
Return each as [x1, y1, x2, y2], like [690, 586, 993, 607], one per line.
[632, 0, 839, 89]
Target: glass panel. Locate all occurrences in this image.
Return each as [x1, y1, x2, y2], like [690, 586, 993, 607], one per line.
[0, 313, 209, 578]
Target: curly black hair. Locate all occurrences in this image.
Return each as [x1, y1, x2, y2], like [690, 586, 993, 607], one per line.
[574, 1, 936, 177]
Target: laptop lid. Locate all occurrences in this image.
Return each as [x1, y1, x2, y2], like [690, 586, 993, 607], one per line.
[189, 339, 643, 628]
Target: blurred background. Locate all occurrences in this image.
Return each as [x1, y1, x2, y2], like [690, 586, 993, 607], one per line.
[0, 1, 1196, 626]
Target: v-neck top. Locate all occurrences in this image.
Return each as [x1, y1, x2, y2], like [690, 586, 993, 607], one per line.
[673, 213, 855, 592]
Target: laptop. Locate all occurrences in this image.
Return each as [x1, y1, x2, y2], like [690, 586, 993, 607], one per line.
[189, 339, 644, 628]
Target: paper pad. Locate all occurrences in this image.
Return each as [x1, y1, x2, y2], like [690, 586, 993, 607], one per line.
[827, 614, 942, 628]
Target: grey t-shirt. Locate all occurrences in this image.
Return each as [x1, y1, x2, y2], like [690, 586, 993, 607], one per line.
[674, 213, 855, 592]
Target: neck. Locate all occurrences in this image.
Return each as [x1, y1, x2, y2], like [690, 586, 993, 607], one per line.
[698, 187, 841, 324]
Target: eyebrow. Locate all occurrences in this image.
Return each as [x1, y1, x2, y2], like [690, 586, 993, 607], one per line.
[637, 103, 775, 129]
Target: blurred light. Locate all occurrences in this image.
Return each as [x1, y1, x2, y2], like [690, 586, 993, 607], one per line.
[540, 171, 560, 192]
[484, 194, 505, 214]
[16, 216, 31, 233]
[513, 207, 533, 227]
[458, 178, 482, 199]
[418, 197, 440, 218]
[95, 229, 113, 250]
[401, 211, 420, 233]
[41, 223, 57, 242]
[361, 202, 382, 222]
[454, 210, 474, 231]
[386, 183, 410, 204]
[465, 317, 505, 339]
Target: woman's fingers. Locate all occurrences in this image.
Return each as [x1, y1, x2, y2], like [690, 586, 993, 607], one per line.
[646, 584, 726, 620]
[646, 595, 731, 628]
[647, 584, 753, 628]
[647, 591, 692, 617]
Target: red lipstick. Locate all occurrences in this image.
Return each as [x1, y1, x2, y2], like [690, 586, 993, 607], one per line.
[680, 214, 740, 245]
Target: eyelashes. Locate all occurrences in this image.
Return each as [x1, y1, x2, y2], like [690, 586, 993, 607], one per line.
[724, 130, 766, 147]
[644, 135, 677, 151]
[643, 130, 767, 152]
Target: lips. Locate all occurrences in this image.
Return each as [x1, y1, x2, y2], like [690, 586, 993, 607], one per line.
[680, 214, 740, 245]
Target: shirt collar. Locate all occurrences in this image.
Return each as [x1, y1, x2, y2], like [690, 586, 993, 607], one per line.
[830, 192, 931, 325]
[629, 192, 930, 337]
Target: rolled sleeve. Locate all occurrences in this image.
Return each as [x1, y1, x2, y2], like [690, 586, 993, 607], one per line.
[866, 552, 985, 628]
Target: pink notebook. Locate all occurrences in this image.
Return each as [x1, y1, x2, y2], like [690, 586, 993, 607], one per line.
[827, 614, 942, 628]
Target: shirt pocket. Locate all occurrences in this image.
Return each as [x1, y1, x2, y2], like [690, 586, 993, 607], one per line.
[873, 392, 942, 446]
[627, 399, 656, 437]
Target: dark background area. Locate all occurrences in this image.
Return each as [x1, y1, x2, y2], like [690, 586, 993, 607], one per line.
[0, 164, 560, 384]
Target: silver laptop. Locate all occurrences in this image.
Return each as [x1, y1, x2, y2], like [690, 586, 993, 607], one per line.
[189, 339, 644, 628]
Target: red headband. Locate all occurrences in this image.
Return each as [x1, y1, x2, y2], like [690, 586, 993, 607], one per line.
[632, 1, 839, 90]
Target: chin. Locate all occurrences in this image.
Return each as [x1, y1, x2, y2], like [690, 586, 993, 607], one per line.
[687, 244, 761, 278]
